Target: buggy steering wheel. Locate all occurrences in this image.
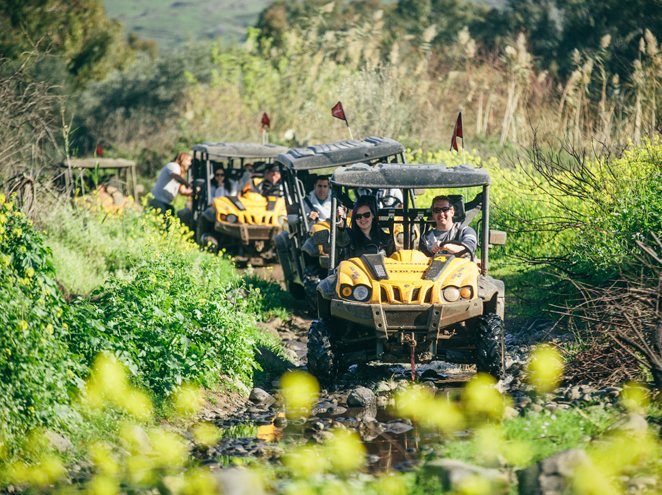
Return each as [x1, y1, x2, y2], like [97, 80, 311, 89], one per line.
[438, 240, 475, 261]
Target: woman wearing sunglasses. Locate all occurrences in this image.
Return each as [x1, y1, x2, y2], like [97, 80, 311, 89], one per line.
[212, 167, 238, 198]
[341, 196, 395, 258]
[420, 195, 477, 257]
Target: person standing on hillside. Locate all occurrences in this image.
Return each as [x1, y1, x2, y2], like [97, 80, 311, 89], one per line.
[149, 152, 193, 216]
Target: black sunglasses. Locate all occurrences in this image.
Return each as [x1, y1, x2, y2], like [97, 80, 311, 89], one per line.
[215, 173, 225, 177]
[432, 206, 453, 214]
[354, 211, 372, 220]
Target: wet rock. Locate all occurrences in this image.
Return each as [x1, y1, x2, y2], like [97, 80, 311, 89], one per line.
[605, 386, 621, 399]
[312, 430, 335, 443]
[307, 420, 326, 432]
[360, 421, 385, 441]
[608, 413, 649, 434]
[426, 459, 510, 494]
[313, 400, 337, 415]
[384, 422, 414, 435]
[214, 467, 265, 495]
[374, 381, 393, 394]
[376, 396, 389, 408]
[579, 385, 593, 394]
[567, 386, 581, 401]
[517, 448, 589, 495]
[249, 388, 276, 407]
[421, 369, 439, 379]
[421, 380, 438, 391]
[347, 387, 376, 408]
[328, 406, 347, 416]
[274, 415, 287, 428]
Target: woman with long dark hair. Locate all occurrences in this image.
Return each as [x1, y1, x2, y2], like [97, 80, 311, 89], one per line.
[345, 195, 395, 258]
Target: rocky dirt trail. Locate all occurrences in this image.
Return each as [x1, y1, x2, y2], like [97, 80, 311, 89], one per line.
[196, 268, 630, 482]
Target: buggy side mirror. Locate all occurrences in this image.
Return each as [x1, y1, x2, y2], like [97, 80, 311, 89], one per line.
[489, 230, 507, 245]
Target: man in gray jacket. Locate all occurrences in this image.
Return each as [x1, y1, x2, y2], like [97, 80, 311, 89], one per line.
[420, 195, 477, 257]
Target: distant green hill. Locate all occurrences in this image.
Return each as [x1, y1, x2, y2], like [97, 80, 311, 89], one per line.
[103, 0, 505, 50]
[102, 0, 272, 49]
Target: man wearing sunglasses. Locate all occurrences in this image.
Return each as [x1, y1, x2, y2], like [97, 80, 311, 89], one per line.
[420, 195, 477, 257]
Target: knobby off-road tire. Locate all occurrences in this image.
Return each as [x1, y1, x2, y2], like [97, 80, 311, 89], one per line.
[307, 319, 337, 386]
[303, 275, 320, 313]
[476, 313, 506, 380]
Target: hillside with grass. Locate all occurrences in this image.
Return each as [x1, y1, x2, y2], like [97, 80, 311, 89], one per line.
[103, 0, 273, 48]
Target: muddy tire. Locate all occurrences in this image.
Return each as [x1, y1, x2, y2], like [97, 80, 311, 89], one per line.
[286, 281, 305, 300]
[475, 313, 505, 379]
[307, 319, 337, 386]
[303, 275, 320, 312]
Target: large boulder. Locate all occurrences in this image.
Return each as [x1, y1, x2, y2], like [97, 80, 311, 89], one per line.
[517, 448, 589, 495]
[425, 459, 510, 494]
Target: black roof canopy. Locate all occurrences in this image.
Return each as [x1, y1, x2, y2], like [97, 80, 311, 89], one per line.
[276, 136, 405, 171]
[192, 142, 288, 160]
[60, 158, 136, 169]
[331, 163, 491, 189]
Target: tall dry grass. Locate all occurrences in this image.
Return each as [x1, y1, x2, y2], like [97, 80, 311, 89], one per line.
[83, 12, 661, 155]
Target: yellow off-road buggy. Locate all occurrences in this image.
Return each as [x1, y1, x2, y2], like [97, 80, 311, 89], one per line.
[190, 142, 288, 261]
[275, 137, 406, 309]
[59, 158, 139, 212]
[308, 163, 507, 384]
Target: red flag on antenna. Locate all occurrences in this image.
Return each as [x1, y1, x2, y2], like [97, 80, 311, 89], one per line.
[261, 112, 271, 129]
[450, 112, 463, 151]
[331, 101, 347, 122]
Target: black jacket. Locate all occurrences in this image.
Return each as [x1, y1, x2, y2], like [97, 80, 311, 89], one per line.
[344, 228, 395, 258]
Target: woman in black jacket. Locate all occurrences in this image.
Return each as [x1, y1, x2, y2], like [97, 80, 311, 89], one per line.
[343, 196, 395, 258]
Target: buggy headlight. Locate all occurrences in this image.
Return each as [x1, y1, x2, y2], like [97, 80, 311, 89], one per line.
[460, 286, 473, 300]
[352, 285, 371, 302]
[225, 214, 238, 223]
[442, 286, 460, 302]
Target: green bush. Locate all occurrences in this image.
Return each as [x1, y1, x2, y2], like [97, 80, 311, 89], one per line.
[0, 195, 76, 448]
[68, 253, 258, 397]
[56, 208, 265, 398]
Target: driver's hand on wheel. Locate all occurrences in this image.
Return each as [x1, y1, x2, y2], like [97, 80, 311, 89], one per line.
[434, 241, 463, 255]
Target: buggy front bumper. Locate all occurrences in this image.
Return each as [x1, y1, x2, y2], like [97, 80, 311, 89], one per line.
[214, 222, 283, 244]
[330, 298, 483, 341]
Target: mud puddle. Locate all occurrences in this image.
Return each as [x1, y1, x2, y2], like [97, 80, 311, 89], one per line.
[199, 359, 475, 473]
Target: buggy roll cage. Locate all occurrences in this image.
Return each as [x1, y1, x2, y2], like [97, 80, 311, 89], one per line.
[190, 142, 288, 217]
[275, 137, 406, 235]
[59, 158, 137, 198]
[328, 163, 493, 274]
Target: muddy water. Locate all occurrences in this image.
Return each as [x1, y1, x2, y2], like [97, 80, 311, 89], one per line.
[202, 359, 476, 473]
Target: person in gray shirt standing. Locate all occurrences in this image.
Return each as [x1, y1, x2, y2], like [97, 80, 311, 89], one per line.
[420, 195, 477, 257]
[149, 152, 193, 215]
